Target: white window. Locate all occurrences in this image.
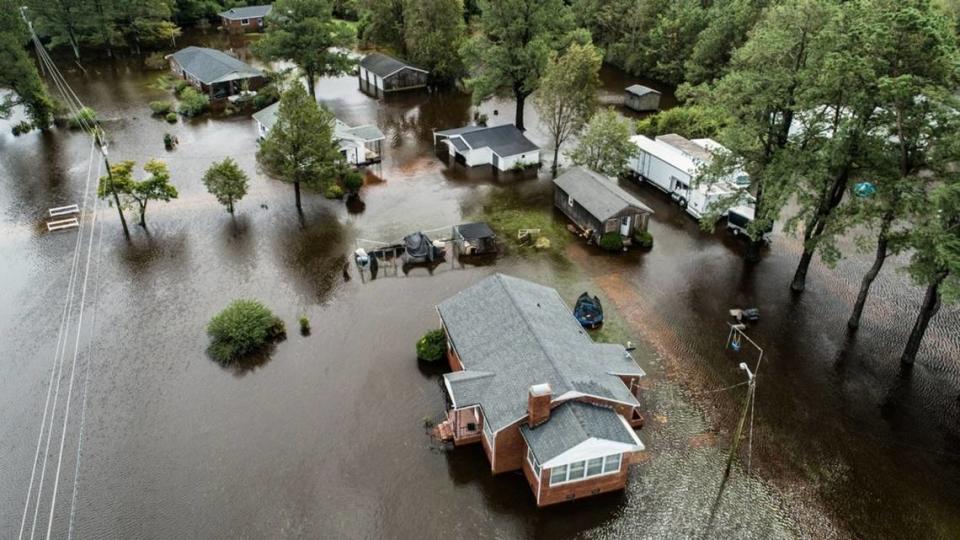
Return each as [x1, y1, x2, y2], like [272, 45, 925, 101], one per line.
[549, 465, 567, 485]
[587, 457, 604, 477]
[240, 18, 249, 24]
[568, 461, 585, 481]
[527, 448, 541, 478]
[604, 454, 621, 474]
[568, 196, 575, 207]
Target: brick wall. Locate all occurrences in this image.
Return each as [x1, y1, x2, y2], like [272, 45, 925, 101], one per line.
[491, 422, 526, 474]
[536, 463, 630, 507]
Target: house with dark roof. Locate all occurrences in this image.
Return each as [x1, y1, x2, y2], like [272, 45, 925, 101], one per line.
[358, 52, 428, 97]
[167, 46, 265, 99]
[434, 274, 646, 507]
[433, 124, 540, 171]
[252, 102, 386, 165]
[624, 84, 661, 112]
[553, 166, 654, 245]
[219, 5, 272, 31]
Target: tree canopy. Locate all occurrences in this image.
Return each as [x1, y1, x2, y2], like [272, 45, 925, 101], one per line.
[203, 158, 249, 214]
[98, 159, 179, 227]
[0, 2, 53, 128]
[569, 108, 637, 177]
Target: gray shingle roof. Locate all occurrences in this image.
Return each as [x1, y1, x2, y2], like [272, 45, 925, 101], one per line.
[553, 166, 654, 221]
[359, 52, 426, 78]
[170, 46, 263, 85]
[253, 101, 279, 131]
[439, 274, 644, 433]
[625, 84, 660, 97]
[219, 5, 272, 20]
[436, 124, 539, 157]
[520, 401, 638, 464]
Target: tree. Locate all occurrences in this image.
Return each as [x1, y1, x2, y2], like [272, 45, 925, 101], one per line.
[635, 103, 730, 139]
[98, 159, 178, 227]
[685, 0, 768, 85]
[203, 158, 249, 214]
[256, 84, 340, 211]
[255, 0, 354, 99]
[569, 109, 637, 177]
[460, 0, 575, 131]
[358, 0, 405, 53]
[534, 42, 602, 178]
[0, 2, 53, 128]
[846, 0, 959, 328]
[701, 0, 835, 262]
[207, 299, 286, 364]
[402, 0, 465, 83]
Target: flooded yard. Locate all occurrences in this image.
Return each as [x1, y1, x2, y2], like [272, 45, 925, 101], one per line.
[1, 33, 959, 539]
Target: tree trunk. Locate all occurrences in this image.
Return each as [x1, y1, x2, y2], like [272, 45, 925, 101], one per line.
[790, 248, 815, 292]
[746, 238, 763, 263]
[848, 215, 893, 330]
[138, 201, 147, 226]
[294, 180, 302, 211]
[227, 198, 234, 214]
[514, 86, 527, 131]
[306, 72, 317, 99]
[900, 272, 947, 365]
[551, 143, 560, 178]
[111, 189, 129, 237]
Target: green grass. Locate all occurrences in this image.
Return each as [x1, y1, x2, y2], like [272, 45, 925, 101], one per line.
[468, 190, 572, 257]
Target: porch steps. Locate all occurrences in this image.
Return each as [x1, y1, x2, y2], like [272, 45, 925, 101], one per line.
[433, 419, 455, 442]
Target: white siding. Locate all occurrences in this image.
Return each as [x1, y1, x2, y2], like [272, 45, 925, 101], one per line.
[466, 147, 492, 167]
[495, 150, 540, 171]
[630, 149, 692, 193]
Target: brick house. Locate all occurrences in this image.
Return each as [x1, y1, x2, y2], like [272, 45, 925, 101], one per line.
[435, 274, 646, 507]
[219, 5, 272, 32]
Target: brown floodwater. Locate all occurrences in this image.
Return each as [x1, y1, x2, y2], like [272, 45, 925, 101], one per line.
[1, 31, 958, 539]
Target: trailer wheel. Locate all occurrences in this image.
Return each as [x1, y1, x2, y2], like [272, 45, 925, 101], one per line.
[678, 197, 688, 209]
[732, 228, 740, 236]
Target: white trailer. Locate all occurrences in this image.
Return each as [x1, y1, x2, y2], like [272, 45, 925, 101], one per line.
[628, 134, 738, 220]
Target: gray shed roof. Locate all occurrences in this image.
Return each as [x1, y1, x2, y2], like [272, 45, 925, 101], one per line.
[436, 124, 539, 157]
[170, 46, 263, 85]
[520, 401, 638, 464]
[553, 166, 654, 221]
[439, 274, 644, 433]
[359, 52, 427, 78]
[253, 101, 280, 131]
[625, 84, 660, 97]
[219, 5, 272, 20]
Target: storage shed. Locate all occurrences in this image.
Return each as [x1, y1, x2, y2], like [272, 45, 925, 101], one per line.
[453, 222, 497, 256]
[624, 84, 661, 112]
[358, 53, 428, 98]
[553, 166, 654, 243]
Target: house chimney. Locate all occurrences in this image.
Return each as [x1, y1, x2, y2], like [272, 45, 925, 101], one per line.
[528, 383, 552, 428]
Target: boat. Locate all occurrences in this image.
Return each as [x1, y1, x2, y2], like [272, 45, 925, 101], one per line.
[402, 231, 446, 264]
[574, 292, 604, 329]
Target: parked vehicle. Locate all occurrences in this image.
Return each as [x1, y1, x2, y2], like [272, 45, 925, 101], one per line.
[574, 292, 604, 329]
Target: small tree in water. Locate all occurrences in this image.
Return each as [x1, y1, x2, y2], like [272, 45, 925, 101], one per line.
[569, 109, 637, 177]
[203, 158, 249, 214]
[257, 84, 340, 212]
[207, 300, 286, 364]
[98, 159, 178, 228]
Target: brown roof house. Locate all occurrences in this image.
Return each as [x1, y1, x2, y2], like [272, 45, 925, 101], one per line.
[435, 274, 646, 507]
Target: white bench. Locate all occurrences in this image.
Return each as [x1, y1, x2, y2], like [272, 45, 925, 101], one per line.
[47, 217, 80, 232]
[49, 204, 79, 217]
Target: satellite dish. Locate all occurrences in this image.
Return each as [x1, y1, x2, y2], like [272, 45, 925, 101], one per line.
[854, 181, 876, 198]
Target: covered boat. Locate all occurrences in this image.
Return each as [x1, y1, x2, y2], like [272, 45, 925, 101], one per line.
[402, 231, 445, 264]
[574, 292, 604, 329]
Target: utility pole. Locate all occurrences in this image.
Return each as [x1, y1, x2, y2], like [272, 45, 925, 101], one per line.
[95, 127, 130, 237]
[723, 362, 756, 480]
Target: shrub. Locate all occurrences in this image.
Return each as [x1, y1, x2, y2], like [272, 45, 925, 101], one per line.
[68, 107, 97, 130]
[416, 329, 446, 362]
[163, 133, 177, 150]
[177, 87, 209, 117]
[149, 100, 173, 115]
[173, 79, 190, 96]
[144, 52, 167, 70]
[299, 316, 310, 335]
[324, 184, 344, 199]
[342, 169, 363, 193]
[598, 231, 623, 251]
[165, 112, 178, 123]
[11, 121, 32, 136]
[207, 300, 286, 363]
[634, 229, 654, 249]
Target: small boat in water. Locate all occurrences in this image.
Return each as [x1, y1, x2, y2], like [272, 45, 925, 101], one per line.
[574, 292, 604, 329]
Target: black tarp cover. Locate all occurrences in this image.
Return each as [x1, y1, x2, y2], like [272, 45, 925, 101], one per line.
[403, 231, 442, 263]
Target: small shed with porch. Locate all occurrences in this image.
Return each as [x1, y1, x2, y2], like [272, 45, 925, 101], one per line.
[168, 46, 265, 100]
[358, 53, 428, 98]
[624, 84, 661, 112]
[553, 166, 654, 243]
[452, 222, 497, 256]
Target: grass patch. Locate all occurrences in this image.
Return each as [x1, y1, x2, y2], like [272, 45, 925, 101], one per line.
[468, 189, 572, 258]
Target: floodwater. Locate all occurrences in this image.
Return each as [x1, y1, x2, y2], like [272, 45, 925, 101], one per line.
[0, 30, 958, 539]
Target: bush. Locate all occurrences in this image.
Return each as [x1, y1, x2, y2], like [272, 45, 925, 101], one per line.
[416, 329, 446, 362]
[634, 229, 654, 249]
[299, 316, 310, 335]
[165, 112, 178, 123]
[173, 79, 190, 96]
[207, 300, 286, 363]
[11, 121, 32, 136]
[324, 184, 344, 199]
[598, 231, 624, 251]
[149, 100, 173, 115]
[68, 107, 97, 130]
[144, 52, 167, 70]
[342, 169, 363, 193]
[177, 87, 209, 117]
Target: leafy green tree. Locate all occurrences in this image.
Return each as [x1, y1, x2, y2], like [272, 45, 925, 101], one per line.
[203, 158, 249, 214]
[257, 84, 340, 211]
[460, 0, 575, 131]
[685, 0, 769, 85]
[98, 159, 178, 227]
[701, 0, 835, 262]
[207, 299, 286, 363]
[534, 42, 602, 178]
[25, 0, 86, 58]
[0, 3, 53, 128]
[358, 0, 405, 52]
[255, 0, 354, 98]
[635, 103, 730, 139]
[569, 109, 637, 177]
[402, 0, 465, 83]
